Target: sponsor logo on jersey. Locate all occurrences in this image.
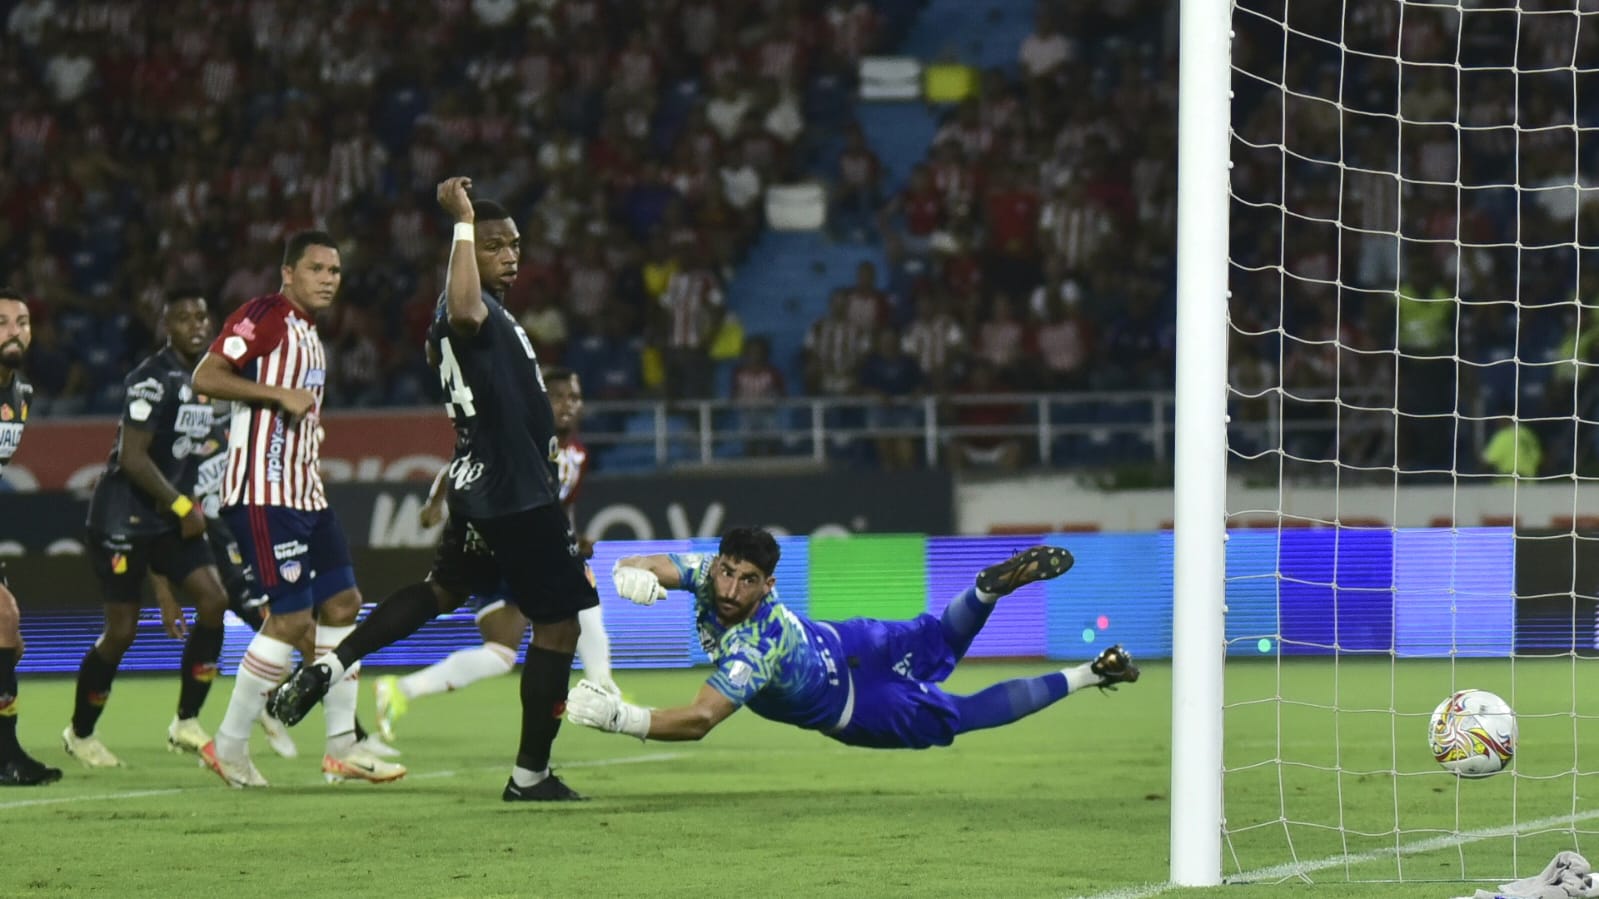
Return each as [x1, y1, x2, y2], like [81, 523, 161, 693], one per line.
[272, 540, 309, 560]
[128, 398, 153, 422]
[111, 553, 128, 575]
[128, 377, 164, 403]
[449, 455, 483, 489]
[179, 384, 193, 402]
[174, 403, 213, 437]
[303, 368, 325, 388]
[172, 436, 194, 459]
[0, 422, 22, 461]
[279, 559, 302, 583]
[222, 335, 248, 360]
[266, 417, 285, 483]
[727, 660, 753, 688]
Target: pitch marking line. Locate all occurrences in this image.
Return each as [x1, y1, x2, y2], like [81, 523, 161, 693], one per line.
[0, 752, 686, 810]
[1073, 808, 1599, 899]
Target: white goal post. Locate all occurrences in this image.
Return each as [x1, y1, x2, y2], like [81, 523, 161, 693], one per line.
[1177, 0, 1599, 888]
[1171, 0, 1232, 887]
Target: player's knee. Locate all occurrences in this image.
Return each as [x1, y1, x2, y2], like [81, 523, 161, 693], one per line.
[318, 588, 362, 625]
[262, 608, 314, 646]
[428, 580, 461, 613]
[529, 615, 580, 652]
[101, 621, 138, 655]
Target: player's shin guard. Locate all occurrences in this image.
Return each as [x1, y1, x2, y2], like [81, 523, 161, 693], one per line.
[216, 633, 293, 757]
[949, 672, 1071, 735]
[0, 647, 20, 758]
[317, 624, 360, 753]
[329, 582, 442, 672]
[176, 624, 224, 720]
[938, 588, 997, 664]
[575, 604, 615, 689]
[399, 643, 516, 699]
[70, 646, 119, 738]
[515, 646, 574, 774]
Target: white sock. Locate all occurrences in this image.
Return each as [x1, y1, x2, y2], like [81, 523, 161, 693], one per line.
[1063, 662, 1102, 694]
[511, 765, 548, 788]
[399, 643, 516, 699]
[217, 633, 294, 758]
[975, 588, 1000, 604]
[576, 604, 615, 689]
[318, 625, 359, 753]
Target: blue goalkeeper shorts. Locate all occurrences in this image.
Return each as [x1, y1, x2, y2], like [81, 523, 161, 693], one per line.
[824, 615, 961, 750]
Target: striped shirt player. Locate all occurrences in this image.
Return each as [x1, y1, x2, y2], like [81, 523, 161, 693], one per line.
[570, 529, 1140, 750]
[193, 232, 401, 788]
[0, 290, 62, 786]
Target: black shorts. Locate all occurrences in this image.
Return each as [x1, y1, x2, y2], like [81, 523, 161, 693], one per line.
[429, 502, 599, 625]
[87, 528, 215, 605]
[205, 515, 264, 615]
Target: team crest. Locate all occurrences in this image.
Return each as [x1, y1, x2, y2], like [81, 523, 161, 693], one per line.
[279, 560, 303, 583]
[111, 553, 128, 575]
[0, 405, 11, 421]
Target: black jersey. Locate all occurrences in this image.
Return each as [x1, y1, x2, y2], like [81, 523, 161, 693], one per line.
[86, 348, 214, 536]
[427, 293, 561, 519]
[0, 370, 31, 475]
[186, 411, 231, 520]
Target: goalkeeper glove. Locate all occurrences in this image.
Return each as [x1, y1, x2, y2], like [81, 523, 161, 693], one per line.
[612, 562, 668, 606]
[566, 679, 650, 740]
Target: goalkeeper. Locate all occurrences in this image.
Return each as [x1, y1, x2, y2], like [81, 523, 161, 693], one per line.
[568, 527, 1139, 749]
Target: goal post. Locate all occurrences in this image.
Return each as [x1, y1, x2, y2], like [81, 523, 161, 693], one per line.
[1171, 0, 1234, 887]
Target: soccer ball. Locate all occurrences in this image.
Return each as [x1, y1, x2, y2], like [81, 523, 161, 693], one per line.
[1428, 689, 1516, 778]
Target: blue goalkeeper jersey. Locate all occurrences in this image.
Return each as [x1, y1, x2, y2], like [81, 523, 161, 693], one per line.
[668, 552, 849, 733]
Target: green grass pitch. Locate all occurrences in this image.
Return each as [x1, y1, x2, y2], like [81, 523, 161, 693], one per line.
[5, 659, 1594, 898]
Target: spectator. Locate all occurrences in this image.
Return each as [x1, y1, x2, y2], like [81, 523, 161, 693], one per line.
[730, 335, 787, 456]
[832, 125, 883, 243]
[857, 328, 925, 470]
[658, 245, 725, 399]
[804, 290, 869, 397]
[902, 293, 966, 393]
[947, 361, 1025, 472]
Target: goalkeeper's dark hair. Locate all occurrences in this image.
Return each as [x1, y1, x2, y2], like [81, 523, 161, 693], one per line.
[0, 286, 23, 304]
[719, 527, 781, 577]
[472, 198, 512, 223]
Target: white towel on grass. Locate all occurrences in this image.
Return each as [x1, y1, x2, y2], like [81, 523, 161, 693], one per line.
[1454, 851, 1599, 899]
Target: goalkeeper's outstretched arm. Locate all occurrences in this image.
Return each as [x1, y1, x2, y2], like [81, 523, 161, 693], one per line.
[566, 680, 738, 741]
[611, 554, 681, 605]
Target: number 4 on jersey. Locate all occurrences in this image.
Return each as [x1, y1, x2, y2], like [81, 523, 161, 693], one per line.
[437, 336, 475, 419]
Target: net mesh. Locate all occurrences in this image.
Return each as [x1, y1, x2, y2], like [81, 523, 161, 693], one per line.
[1223, 0, 1599, 884]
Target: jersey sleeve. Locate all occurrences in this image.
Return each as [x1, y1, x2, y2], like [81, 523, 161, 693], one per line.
[121, 367, 175, 433]
[704, 625, 777, 708]
[210, 301, 287, 370]
[666, 552, 708, 592]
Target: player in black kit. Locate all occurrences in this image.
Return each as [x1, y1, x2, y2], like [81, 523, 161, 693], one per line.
[274, 178, 600, 801]
[0, 289, 62, 786]
[64, 290, 235, 767]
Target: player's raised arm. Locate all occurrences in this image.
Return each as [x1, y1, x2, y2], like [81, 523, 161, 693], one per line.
[418, 465, 449, 528]
[610, 554, 681, 605]
[567, 680, 738, 742]
[438, 176, 489, 334]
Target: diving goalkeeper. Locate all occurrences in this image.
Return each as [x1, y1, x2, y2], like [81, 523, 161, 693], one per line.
[567, 528, 1139, 748]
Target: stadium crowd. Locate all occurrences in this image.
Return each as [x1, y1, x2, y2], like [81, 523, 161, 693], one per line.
[7, 0, 1586, 474]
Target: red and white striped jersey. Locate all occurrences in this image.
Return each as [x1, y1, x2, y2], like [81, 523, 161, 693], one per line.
[209, 293, 328, 510]
[555, 435, 588, 510]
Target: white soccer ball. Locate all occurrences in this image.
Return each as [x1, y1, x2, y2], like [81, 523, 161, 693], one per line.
[1428, 689, 1516, 778]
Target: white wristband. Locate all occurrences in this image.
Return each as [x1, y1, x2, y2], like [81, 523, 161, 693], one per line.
[453, 221, 474, 243]
[615, 701, 651, 742]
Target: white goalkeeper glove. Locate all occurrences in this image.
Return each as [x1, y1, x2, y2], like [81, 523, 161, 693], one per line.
[566, 679, 650, 740]
[612, 562, 668, 606]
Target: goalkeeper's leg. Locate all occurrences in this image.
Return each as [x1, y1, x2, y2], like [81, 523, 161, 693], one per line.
[940, 546, 1075, 663]
[949, 645, 1141, 736]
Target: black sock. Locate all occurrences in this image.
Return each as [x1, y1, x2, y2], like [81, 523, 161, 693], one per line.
[0, 647, 20, 759]
[353, 717, 368, 742]
[72, 646, 119, 738]
[176, 624, 224, 720]
[515, 646, 574, 773]
[332, 581, 445, 670]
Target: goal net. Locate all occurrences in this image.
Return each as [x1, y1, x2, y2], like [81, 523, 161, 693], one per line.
[1217, 0, 1599, 885]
